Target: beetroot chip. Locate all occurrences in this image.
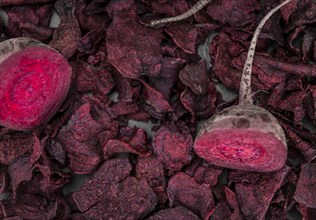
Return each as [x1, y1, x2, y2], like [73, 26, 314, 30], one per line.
[106, 0, 163, 79]
[84, 177, 158, 220]
[148, 206, 201, 220]
[0, 134, 33, 165]
[167, 172, 215, 219]
[49, 0, 81, 59]
[1, 193, 57, 219]
[207, 0, 258, 28]
[136, 157, 167, 204]
[152, 123, 193, 174]
[179, 61, 211, 96]
[151, 0, 189, 17]
[294, 163, 316, 208]
[229, 165, 291, 220]
[165, 22, 198, 54]
[185, 159, 222, 186]
[141, 80, 173, 118]
[57, 103, 106, 174]
[72, 158, 132, 212]
[298, 205, 316, 220]
[74, 61, 114, 95]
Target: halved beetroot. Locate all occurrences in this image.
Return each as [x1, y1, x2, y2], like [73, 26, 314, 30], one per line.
[0, 38, 72, 130]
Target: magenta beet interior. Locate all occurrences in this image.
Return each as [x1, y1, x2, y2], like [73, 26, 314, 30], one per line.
[194, 129, 287, 172]
[0, 46, 71, 130]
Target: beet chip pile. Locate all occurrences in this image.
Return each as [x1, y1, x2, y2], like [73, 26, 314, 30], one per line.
[0, 0, 316, 219]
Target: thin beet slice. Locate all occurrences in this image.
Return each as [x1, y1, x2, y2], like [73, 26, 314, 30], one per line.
[147, 206, 201, 220]
[294, 163, 316, 208]
[167, 172, 215, 220]
[194, 1, 291, 172]
[0, 38, 72, 131]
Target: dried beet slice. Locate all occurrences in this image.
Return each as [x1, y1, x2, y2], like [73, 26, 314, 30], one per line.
[147, 206, 201, 220]
[0, 134, 33, 165]
[294, 163, 316, 208]
[167, 172, 215, 220]
[229, 165, 291, 220]
[0, 38, 72, 131]
[106, 0, 163, 79]
[72, 158, 132, 212]
[152, 123, 193, 174]
[57, 103, 106, 174]
[84, 177, 158, 220]
[49, 0, 81, 59]
[165, 22, 198, 54]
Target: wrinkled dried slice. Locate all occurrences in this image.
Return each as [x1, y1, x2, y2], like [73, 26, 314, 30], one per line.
[8, 154, 31, 199]
[305, 85, 316, 124]
[72, 158, 132, 212]
[0, 134, 33, 165]
[185, 159, 222, 186]
[148, 57, 185, 99]
[294, 163, 316, 208]
[223, 187, 243, 220]
[75, 61, 114, 95]
[19, 23, 54, 43]
[148, 206, 201, 220]
[179, 61, 210, 95]
[282, 124, 316, 161]
[180, 85, 217, 120]
[207, 0, 258, 28]
[57, 103, 105, 174]
[84, 177, 158, 220]
[4, 4, 53, 37]
[0, 0, 54, 6]
[1, 193, 57, 219]
[141, 80, 173, 118]
[75, 0, 110, 33]
[151, 0, 189, 17]
[229, 165, 291, 220]
[49, 0, 81, 59]
[167, 172, 215, 219]
[106, 0, 163, 78]
[298, 205, 316, 220]
[152, 123, 193, 174]
[165, 22, 197, 54]
[280, 0, 298, 24]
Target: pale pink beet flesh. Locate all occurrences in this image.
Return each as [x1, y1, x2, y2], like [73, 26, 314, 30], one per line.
[0, 38, 72, 130]
[195, 129, 287, 172]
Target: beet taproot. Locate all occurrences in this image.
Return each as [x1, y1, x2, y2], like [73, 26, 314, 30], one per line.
[0, 37, 72, 130]
[193, 0, 292, 172]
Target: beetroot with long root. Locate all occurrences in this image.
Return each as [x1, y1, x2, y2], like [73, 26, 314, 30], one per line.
[193, 0, 292, 172]
[0, 38, 72, 130]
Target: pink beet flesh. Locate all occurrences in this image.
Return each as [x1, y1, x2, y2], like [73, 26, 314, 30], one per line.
[194, 129, 287, 172]
[0, 46, 72, 130]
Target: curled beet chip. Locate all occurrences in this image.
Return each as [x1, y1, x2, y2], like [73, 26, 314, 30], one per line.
[167, 172, 215, 220]
[294, 162, 316, 208]
[229, 165, 291, 220]
[148, 206, 201, 220]
[0, 38, 72, 131]
[153, 122, 193, 174]
[57, 103, 106, 174]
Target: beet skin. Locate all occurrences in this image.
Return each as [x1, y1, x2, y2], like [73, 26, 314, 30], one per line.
[0, 37, 72, 130]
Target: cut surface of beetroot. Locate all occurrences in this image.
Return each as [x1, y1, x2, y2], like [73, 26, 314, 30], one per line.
[194, 129, 287, 172]
[0, 39, 72, 130]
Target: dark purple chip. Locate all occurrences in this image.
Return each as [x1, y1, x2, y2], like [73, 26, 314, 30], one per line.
[84, 177, 158, 220]
[152, 123, 193, 174]
[167, 172, 215, 219]
[147, 206, 201, 220]
[229, 165, 291, 220]
[72, 158, 132, 212]
[294, 163, 316, 208]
